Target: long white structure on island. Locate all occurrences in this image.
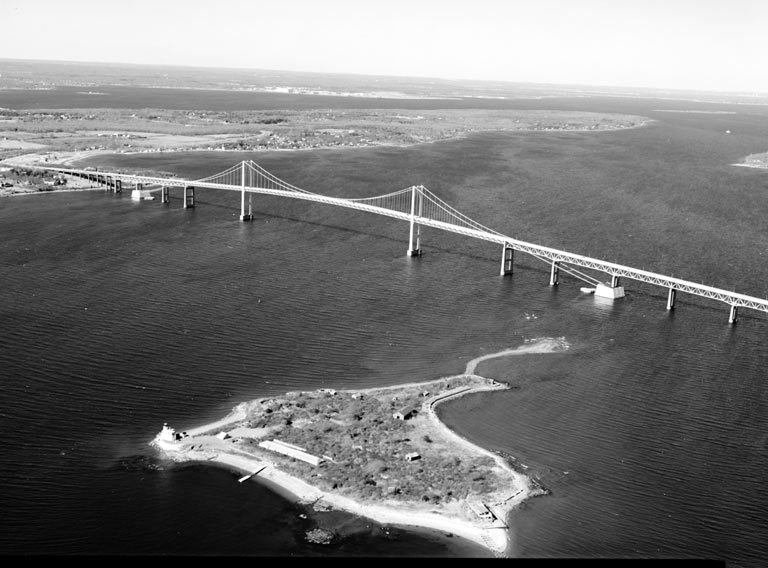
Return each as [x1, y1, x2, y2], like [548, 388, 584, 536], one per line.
[258, 439, 325, 466]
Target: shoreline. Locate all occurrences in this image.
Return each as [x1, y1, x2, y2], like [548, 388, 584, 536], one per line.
[0, 110, 653, 183]
[150, 337, 568, 557]
[731, 162, 768, 169]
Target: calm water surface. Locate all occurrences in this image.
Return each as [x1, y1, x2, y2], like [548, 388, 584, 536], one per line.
[1, 93, 767, 564]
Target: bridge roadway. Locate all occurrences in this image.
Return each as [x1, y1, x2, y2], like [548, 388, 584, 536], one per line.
[43, 165, 768, 323]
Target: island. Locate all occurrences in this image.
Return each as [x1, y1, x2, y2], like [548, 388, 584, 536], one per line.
[151, 337, 568, 557]
[734, 149, 768, 169]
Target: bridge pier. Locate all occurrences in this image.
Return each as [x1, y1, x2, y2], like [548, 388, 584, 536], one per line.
[407, 185, 423, 256]
[105, 176, 113, 191]
[729, 305, 739, 324]
[240, 190, 252, 221]
[500, 243, 514, 276]
[161, 186, 169, 203]
[184, 186, 195, 208]
[549, 261, 560, 286]
[667, 287, 677, 310]
[131, 183, 144, 201]
[114, 179, 122, 194]
[594, 275, 625, 299]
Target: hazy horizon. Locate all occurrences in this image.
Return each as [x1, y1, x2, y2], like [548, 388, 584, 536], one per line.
[2, 57, 765, 102]
[3, 0, 767, 96]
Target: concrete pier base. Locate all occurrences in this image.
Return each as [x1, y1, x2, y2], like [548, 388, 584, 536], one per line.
[595, 283, 626, 299]
[407, 248, 422, 257]
[131, 189, 156, 201]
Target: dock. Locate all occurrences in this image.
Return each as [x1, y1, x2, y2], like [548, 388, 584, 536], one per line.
[238, 465, 267, 483]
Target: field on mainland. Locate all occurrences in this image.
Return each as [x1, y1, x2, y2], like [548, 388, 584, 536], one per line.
[0, 106, 648, 165]
[1, 61, 648, 187]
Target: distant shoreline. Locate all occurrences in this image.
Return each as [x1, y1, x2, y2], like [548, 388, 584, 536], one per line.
[0, 106, 652, 188]
[0, 109, 652, 197]
[151, 337, 569, 557]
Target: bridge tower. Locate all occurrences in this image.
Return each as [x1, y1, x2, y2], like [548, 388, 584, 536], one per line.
[240, 160, 252, 221]
[407, 185, 423, 256]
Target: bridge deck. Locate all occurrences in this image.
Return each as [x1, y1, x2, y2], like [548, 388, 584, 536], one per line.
[41, 164, 768, 317]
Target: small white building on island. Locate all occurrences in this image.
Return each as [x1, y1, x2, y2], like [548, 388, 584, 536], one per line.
[159, 423, 188, 443]
[393, 406, 417, 421]
[467, 500, 496, 522]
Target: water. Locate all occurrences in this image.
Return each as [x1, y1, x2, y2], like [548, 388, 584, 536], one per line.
[2, 92, 768, 564]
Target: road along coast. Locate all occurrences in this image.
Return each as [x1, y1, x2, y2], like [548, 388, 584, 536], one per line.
[151, 337, 569, 557]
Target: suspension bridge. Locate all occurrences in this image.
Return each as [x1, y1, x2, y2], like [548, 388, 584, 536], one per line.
[39, 159, 768, 323]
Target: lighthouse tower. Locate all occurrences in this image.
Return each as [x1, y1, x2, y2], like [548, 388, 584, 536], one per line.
[159, 423, 177, 443]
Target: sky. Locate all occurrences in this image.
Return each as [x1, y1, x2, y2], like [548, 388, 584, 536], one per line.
[2, 0, 767, 94]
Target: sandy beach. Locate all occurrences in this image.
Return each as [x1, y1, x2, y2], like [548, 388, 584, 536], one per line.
[151, 337, 568, 557]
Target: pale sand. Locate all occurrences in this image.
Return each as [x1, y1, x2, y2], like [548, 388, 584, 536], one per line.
[152, 337, 568, 557]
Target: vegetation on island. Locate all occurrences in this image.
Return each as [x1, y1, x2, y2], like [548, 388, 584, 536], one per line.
[205, 375, 530, 512]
